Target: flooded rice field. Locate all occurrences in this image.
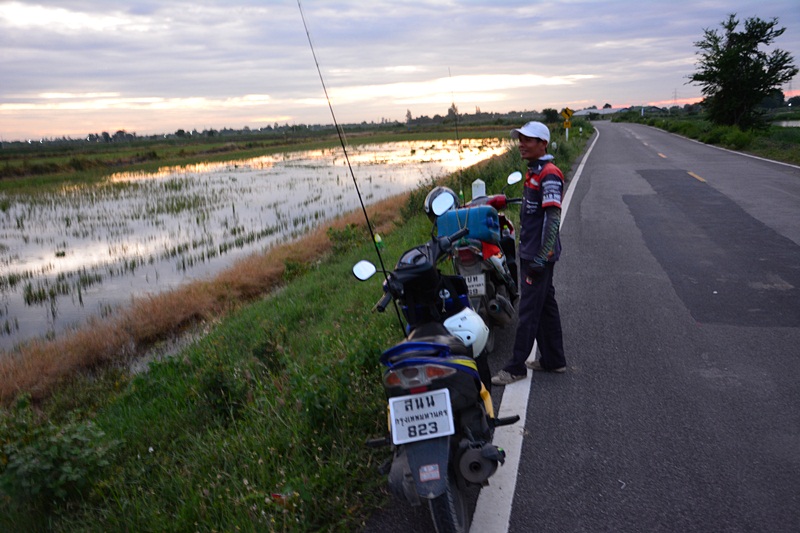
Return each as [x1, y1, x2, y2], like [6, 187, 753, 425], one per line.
[0, 138, 508, 351]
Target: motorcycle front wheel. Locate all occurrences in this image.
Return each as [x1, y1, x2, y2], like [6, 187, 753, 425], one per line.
[428, 468, 470, 533]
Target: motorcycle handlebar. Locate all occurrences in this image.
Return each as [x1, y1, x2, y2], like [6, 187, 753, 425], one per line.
[374, 290, 393, 312]
[468, 194, 523, 210]
[449, 227, 470, 241]
[437, 227, 469, 252]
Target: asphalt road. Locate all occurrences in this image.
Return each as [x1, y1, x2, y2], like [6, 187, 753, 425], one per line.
[364, 121, 800, 532]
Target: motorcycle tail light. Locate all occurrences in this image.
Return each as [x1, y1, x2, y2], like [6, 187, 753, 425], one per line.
[425, 365, 457, 380]
[384, 364, 457, 388]
[457, 247, 480, 266]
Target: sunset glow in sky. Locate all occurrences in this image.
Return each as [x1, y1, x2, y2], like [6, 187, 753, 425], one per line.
[2, 0, 798, 141]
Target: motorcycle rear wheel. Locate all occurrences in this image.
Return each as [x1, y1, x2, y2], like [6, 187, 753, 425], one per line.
[428, 468, 470, 533]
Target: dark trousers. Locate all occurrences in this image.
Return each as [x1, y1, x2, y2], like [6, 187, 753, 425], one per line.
[504, 259, 565, 376]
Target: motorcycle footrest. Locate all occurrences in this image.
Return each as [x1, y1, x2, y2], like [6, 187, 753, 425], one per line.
[492, 415, 520, 427]
[365, 436, 391, 448]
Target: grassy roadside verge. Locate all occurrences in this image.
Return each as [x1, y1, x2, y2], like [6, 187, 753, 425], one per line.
[0, 123, 592, 531]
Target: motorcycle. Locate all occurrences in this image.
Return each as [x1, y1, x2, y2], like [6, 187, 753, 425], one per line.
[353, 192, 519, 533]
[435, 171, 524, 353]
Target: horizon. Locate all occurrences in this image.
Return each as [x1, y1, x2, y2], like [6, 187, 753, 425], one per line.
[3, 99, 712, 144]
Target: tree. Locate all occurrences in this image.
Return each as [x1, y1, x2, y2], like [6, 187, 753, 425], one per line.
[542, 108, 559, 123]
[688, 14, 798, 129]
[759, 89, 785, 109]
[447, 103, 459, 120]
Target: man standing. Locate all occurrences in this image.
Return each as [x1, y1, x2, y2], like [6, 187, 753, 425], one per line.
[492, 121, 566, 385]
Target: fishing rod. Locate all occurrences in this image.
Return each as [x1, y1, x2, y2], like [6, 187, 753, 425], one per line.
[297, 0, 405, 333]
[448, 67, 466, 204]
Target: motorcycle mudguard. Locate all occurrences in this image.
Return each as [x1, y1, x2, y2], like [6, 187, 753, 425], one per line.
[388, 436, 450, 504]
[387, 445, 420, 505]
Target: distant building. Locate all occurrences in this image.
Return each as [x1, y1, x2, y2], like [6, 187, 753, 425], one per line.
[573, 107, 628, 117]
[573, 106, 668, 118]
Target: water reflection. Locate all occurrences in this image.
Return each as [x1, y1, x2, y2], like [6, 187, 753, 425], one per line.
[0, 138, 508, 351]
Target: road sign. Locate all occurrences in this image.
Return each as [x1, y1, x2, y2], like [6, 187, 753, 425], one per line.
[561, 107, 574, 120]
[563, 120, 572, 129]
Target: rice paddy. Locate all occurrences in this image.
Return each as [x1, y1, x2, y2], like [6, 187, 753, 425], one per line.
[0, 138, 508, 352]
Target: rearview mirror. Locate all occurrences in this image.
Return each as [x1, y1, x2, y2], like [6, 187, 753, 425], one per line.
[507, 171, 522, 185]
[352, 260, 377, 281]
[431, 192, 455, 216]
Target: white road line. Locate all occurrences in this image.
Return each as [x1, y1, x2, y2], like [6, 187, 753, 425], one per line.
[471, 127, 601, 532]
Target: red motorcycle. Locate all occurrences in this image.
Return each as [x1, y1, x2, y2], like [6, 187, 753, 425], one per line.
[435, 172, 523, 353]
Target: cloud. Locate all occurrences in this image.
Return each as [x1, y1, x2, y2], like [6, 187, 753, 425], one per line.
[0, 2, 156, 32]
[1, 0, 798, 139]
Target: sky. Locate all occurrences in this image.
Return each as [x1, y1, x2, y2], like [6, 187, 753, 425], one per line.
[1, 0, 799, 142]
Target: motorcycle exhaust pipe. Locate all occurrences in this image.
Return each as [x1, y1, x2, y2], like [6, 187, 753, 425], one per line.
[459, 444, 503, 485]
[487, 294, 514, 326]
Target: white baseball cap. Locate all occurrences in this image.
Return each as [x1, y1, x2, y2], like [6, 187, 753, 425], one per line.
[511, 121, 550, 143]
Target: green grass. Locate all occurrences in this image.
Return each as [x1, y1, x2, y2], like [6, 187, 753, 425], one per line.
[0, 123, 593, 531]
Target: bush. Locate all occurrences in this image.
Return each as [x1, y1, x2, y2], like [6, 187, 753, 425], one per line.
[673, 121, 706, 139]
[401, 177, 437, 221]
[326, 223, 369, 255]
[0, 396, 118, 512]
[283, 259, 309, 281]
[722, 128, 753, 150]
[700, 126, 728, 145]
[68, 157, 95, 171]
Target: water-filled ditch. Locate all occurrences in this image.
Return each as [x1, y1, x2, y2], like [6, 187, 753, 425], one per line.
[0, 138, 508, 351]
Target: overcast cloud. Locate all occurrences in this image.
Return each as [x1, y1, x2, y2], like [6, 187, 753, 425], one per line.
[1, 0, 798, 141]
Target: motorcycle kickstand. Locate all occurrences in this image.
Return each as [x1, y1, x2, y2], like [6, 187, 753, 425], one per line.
[492, 415, 520, 428]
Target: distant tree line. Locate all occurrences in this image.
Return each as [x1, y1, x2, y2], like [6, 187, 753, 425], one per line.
[4, 107, 555, 149]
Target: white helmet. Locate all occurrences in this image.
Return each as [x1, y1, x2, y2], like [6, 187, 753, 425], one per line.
[443, 307, 489, 357]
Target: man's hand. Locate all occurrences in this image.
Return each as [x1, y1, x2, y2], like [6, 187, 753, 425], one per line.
[525, 258, 547, 285]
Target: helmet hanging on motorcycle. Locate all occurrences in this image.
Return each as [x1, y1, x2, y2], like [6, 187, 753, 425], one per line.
[423, 186, 459, 221]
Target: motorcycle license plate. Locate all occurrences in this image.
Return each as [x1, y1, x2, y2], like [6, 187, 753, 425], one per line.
[464, 274, 486, 296]
[388, 389, 455, 445]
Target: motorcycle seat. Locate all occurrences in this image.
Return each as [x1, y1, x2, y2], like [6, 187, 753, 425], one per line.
[405, 323, 469, 356]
